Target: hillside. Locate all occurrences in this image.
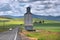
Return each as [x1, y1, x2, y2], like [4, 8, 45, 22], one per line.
[33, 14, 60, 21]
[0, 14, 60, 21]
[0, 16, 60, 23]
[0, 15, 60, 25]
[0, 16, 12, 20]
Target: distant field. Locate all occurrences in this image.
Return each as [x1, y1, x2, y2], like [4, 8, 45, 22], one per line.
[0, 18, 60, 31]
[0, 18, 24, 25]
[0, 18, 60, 25]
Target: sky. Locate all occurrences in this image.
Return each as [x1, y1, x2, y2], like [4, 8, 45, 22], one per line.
[0, 0, 60, 16]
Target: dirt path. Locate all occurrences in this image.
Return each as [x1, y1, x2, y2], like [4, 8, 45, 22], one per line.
[19, 31, 37, 40]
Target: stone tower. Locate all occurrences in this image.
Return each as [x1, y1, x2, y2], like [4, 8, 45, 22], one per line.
[24, 7, 33, 31]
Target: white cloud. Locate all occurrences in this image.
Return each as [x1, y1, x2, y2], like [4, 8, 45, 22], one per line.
[30, 0, 60, 16]
[0, 12, 4, 15]
[0, 0, 60, 16]
[0, 0, 10, 4]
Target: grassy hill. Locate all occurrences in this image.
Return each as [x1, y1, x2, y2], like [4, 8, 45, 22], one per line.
[0, 17, 60, 31]
[0, 17, 60, 40]
[0, 17, 60, 25]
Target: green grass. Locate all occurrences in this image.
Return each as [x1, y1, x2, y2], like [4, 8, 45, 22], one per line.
[33, 18, 60, 23]
[26, 31, 60, 40]
[0, 18, 60, 40]
[0, 24, 21, 32]
[0, 18, 60, 25]
[0, 18, 60, 31]
[25, 20, 60, 40]
[33, 23, 60, 32]
[34, 27, 60, 32]
[0, 18, 24, 32]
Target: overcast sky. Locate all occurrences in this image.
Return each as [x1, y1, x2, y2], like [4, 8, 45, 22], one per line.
[0, 0, 60, 16]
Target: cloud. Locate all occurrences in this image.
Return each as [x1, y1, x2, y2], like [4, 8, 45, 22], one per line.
[18, 0, 46, 3]
[0, 0, 60, 16]
[35, 0, 46, 1]
[30, 0, 60, 16]
[0, 0, 9, 4]
[0, 3, 11, 11]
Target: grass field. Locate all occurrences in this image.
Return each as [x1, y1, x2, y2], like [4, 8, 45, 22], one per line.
[0, 17, 60, 40]
[26, 19, 60, 40]
[23, 30, 60, 40]
[22, 23, 60, 40]
[0, 18, 60, 31]
[0, 18, 24, 32]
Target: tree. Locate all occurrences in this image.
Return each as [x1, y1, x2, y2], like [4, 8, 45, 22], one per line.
[42, 20, 44, 24]
[39, 21, 42, 24]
